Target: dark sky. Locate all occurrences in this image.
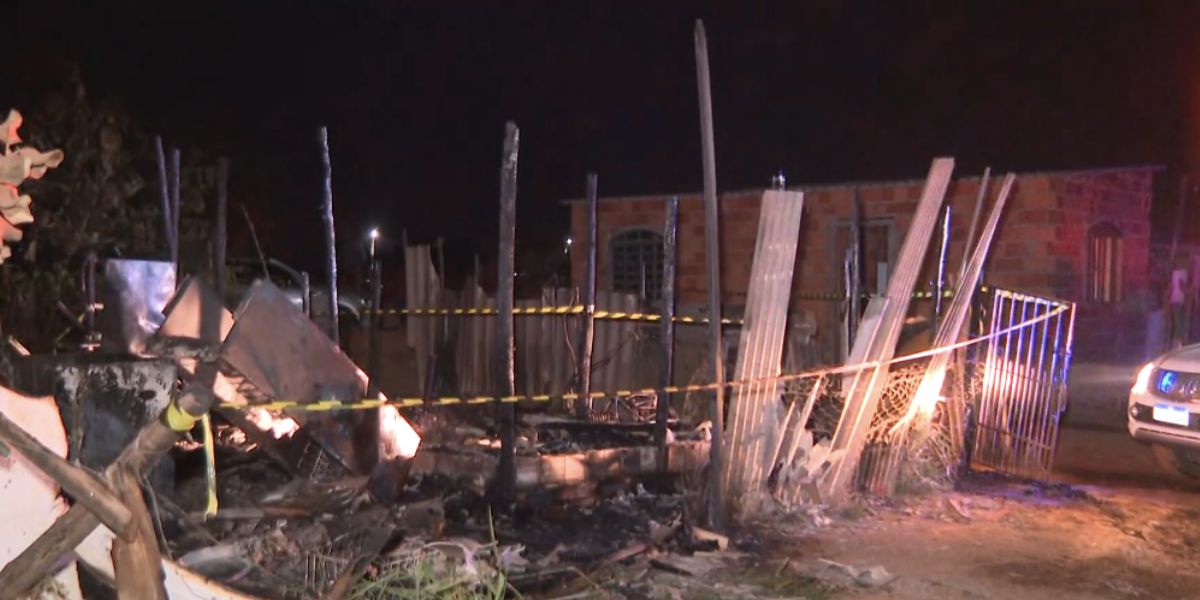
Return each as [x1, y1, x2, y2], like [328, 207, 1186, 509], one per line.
[6, 1, 1197, 275]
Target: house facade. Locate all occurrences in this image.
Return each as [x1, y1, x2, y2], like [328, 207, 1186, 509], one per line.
[567, 166, 1157, 365]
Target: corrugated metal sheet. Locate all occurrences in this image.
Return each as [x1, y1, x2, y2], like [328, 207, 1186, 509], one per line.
[720, 190, 805, 514]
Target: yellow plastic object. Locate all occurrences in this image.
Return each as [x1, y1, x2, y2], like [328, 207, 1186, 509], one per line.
[201, 412, 218, 519]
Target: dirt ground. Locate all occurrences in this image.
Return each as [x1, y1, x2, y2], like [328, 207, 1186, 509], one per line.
[790, 426, 1200, 600]
[609, 425, 1200, 600]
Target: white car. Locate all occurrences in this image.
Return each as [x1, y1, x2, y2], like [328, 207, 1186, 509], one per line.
[1129, 346, 1200, 478]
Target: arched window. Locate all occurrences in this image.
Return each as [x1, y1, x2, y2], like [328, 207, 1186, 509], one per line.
[610, 228, 663, 300]
[1087, 222, 1122, 303]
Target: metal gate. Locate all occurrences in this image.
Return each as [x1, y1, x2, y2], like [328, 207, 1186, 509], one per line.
[972, 288, 1076, 479]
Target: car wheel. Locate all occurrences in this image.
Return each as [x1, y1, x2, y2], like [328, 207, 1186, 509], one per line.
[1151, 444, 1200, 479]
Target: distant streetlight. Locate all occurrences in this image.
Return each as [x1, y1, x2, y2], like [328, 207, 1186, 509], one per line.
[563, 235, 574, 255]
[368, 227, 380, 260]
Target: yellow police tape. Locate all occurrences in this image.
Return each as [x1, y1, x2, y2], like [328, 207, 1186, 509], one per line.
[237, 289, 1058, 417]
[361, 288, 980, 322]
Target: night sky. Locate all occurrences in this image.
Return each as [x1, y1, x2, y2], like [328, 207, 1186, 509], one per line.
[5, 1, 1197, 279]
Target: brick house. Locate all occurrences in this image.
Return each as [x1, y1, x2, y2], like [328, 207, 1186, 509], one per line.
[566, 166, 1157, 365]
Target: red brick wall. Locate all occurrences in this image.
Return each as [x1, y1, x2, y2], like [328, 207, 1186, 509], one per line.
[569, 168, 1154, 362]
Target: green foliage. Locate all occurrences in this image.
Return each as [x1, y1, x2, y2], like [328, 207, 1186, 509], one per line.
[0, 73, 170, 350]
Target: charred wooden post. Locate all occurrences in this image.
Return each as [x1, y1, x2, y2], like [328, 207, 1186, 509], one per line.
[496, 122, 520, 502]
[577, 172, 599, 418]
[0, 383, 217, 595]
[319, 126, 340, 344]
[655, 196, 679, 471]
[694, 18, 727, 528]
[214, 157, 229, 299]
[0, 411, 134, 540]
[170, 148, 181, 276]
[154, 137, 173, 258]
[368, 258, 383, 396]
[848, 189, 862, 343]
[301, 271, 312, 317]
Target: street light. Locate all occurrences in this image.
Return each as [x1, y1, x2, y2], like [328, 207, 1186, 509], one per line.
[368, 227, 380, 260]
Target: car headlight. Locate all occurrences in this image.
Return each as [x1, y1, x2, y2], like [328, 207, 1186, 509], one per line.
[1132, 362, 1156, 394]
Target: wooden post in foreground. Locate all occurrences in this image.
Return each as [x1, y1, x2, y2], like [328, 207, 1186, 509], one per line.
[576, 173, 598, 419]
[655, 196, 679, 471]
[694, 18, 727, 529]
[495, 122, 519, 502]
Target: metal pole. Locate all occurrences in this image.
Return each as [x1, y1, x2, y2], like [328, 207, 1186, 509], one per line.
[577, 173, 598, 419]
[694, 19, 726, 528]
[368, 258, 383, 396]
[83, 251, 98, 352]
[935, 205, 951, 321]
[318, 126, 340, 345]
[214, 158, 229, 301]
[170, 148, 181, 277]
[154, 137, 173, 259]
[655, 196, 679, 471]
[301, 272, 312, 318]
[849, 188, 862, 342]
[496, 122, 520, 502]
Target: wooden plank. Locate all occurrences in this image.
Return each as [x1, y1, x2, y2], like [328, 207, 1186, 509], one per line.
[0, 384, 214, 595]
[821, 158, 955, 502]
[0, 410, 134, 540]
[694, 19, 726, 529]
[496, 122, 519, 501]
[655, 197, 679, 470]
[110, 466, 167, 600]
[577, 173, 599, 418]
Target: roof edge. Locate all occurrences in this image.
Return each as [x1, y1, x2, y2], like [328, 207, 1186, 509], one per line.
[559, 164, 1166, 205]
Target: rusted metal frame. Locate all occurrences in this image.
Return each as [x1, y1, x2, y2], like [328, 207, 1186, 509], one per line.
[0, 411, 134, 539]
[1011, 298, 1044, 474]
[1008, 299, 1036, 475]
[655, 196, 679, 471]
[1044, 305, 1076, 470]
[694, 18, 727, 528]
[1024, 302, 1066, 475]
[576, 173, 598, 419]
[496, 122, 519, 502]
[1025, 303, 1054, 476]
[997, 296, 1022, 472]
[318, 126, 340, 344]
[984, 294, 1011, 470]
[975, 289, 1003, 467]
[0, 383, 216, 595]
